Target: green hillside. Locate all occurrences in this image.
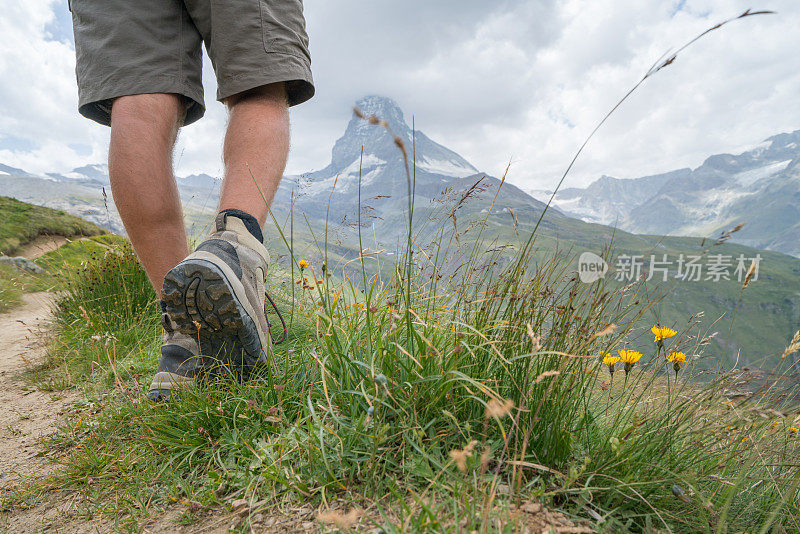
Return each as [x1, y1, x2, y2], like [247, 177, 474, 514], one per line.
[0, 197, 111, 311]
[0, 195, 105, 255]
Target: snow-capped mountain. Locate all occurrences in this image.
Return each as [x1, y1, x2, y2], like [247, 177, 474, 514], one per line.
[534, 130, 800, 257]
[274, 95, 553, 242]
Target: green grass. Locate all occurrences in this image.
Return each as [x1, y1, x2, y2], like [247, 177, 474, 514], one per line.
[0, 262, 23, 312]
[263, 182, 800, 373]
[0, 196, 105, 255]
[4, 206, 798, 532]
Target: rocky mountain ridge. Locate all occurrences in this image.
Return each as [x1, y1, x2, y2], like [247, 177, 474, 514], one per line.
[531, 130, 800, 257]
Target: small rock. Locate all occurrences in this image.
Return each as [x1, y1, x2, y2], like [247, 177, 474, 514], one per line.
[520, 502, 543, 514]
[0, 256, 44, 274]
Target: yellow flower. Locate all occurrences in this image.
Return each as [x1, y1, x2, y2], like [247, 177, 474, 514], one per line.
[789, 427, 799, 435]
[602, 354, 620, 367]
[651, 325, 677, 344]
[298, 260, 310, 270]
[618, 349, 642, 375]
[602, 353, 620, 375]
[666, 351, 686, 374]
[618, 349, 642, 365]
[666, 352, 686, 363]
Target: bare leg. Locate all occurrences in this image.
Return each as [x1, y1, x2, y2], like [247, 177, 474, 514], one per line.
[218, 83, 290, 224]
[108, 93, 188, 296]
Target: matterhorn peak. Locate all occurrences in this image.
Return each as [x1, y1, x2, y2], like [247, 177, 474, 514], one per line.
[354, 95, 407, 130]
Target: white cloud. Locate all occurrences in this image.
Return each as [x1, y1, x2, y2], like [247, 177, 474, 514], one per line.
[0, 0, 798, 191]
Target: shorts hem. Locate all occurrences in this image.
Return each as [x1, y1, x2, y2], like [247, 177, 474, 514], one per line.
[77, 76, 205, 127]
[216, 53, 314, 107]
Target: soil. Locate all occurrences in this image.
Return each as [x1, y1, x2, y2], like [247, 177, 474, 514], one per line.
[0, 292, 84, 532]
[0, 293, 74, 483]
[16, 235, 70, 259]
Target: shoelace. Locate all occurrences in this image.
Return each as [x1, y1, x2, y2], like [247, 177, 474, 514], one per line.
[264, 291, 287, 344]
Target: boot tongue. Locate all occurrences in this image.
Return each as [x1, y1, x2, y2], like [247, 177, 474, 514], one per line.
[216, 210, 264, 243]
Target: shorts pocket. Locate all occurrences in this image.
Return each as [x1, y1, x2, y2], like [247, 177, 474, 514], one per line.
[259, 0, 310, 61]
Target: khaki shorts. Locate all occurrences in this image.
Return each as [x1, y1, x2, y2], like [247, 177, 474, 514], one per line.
[69, 0, 314, 126]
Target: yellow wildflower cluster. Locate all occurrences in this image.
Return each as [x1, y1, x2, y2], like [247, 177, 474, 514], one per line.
[600, 350, 642, 377]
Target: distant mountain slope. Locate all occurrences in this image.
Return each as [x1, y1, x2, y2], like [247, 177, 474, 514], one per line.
[0, 167, 218, 237]
[536, 130, 800, 257]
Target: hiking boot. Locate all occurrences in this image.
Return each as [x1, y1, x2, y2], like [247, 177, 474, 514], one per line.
[147, 311, 205, 401]
[161, 212, 272, 374]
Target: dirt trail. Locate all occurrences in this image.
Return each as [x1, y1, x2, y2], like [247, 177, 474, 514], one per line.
[16, 235, 70, 259]
[0, 239, 79, 483]
[0, 292, 76, 486]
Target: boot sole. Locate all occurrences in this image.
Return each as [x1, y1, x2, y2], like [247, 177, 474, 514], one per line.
[147, 371, 194, 401]
[162, 259, 264, 373]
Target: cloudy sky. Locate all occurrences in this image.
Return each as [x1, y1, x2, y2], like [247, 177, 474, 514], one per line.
[0, 0, 798, 191]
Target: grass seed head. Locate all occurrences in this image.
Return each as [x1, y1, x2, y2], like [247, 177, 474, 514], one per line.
[527, 323, 541, 352]
[449, 440, 479, 472]
[479, 446, 491, 474]
[782, 331, 800, 360]
[535, 370, 560, 383]
[593, 323, 617, 338]
[742, 260, 757, 289]
[485, 398, 514, 419]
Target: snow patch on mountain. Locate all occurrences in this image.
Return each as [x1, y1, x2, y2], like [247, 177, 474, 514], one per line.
[416, 155, 477, 177]
[301, 154, 388, 196]
[547, 196, 603, 222]
[733, 159, 791, 187]
[549, 129, 800, 256]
